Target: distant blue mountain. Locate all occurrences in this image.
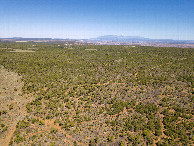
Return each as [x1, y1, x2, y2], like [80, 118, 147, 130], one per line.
[1, 36, 194, 44]
[90, 35, 150, 42]
[90, 35, 194, 44]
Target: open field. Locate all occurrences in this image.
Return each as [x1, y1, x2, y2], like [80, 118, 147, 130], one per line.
[0, 42, 193, 145]
[85, 49, 97, 51]
[0, 66, 34, 146]
[8, 49, 35, 53]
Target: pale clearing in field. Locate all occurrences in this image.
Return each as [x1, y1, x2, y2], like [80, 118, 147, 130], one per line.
[8, 49, 35, 52]
[85, 49, 97, 51]
[0, 66, 33, 146]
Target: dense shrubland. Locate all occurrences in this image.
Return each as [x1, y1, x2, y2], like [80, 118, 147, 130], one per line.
[0, 42, 193, 145]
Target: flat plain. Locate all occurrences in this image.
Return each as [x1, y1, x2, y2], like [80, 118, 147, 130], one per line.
[0, 42, 193, 145]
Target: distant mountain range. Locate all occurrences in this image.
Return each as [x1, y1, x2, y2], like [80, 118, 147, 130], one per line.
[0, 37, 67, 41]
[1, 35, 194, 45]
[89, 35, 194, 44]
[91, 35, 150, 41]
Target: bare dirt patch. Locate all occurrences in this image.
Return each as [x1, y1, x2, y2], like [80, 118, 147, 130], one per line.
[0, 66, 33, 146]
[8, 49, 35, 53]
[85, 49, 97, 51]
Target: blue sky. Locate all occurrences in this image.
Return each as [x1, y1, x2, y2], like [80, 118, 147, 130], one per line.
[0, 0, 194, 40]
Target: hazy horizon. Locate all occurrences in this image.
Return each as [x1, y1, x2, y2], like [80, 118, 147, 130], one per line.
[1, 0, 194, 40]
[2, 35, 194, 41]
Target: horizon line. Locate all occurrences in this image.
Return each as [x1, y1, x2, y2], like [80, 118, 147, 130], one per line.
[1, 35, 194, 41]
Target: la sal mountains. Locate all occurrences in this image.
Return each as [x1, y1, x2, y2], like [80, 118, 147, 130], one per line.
[90, 35, 194, 44]
[1, 35, 194, 48]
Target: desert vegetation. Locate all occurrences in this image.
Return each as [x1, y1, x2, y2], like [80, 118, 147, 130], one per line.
[0, 42, 193, 145]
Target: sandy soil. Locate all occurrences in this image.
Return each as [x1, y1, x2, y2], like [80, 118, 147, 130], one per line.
[0, 66, 33, 146]
[8, 49, 35, 52]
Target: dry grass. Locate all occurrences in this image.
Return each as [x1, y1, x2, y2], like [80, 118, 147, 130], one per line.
[8, 49, 35, 53]
[85, 49, 97, 51]
[0, 66, 34, 146]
